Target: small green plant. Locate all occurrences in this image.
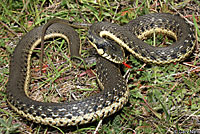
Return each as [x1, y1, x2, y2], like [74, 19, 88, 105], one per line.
[0, 117, 21, 134]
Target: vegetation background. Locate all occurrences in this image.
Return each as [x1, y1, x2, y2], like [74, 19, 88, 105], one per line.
[0, 0, 200, 133]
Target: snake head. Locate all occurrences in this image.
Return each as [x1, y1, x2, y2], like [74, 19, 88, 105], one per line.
[88, 26, 125, 63]
[96, 39, 125, 63]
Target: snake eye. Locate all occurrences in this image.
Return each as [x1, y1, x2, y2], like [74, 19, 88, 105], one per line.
[88, 36, 93, 42]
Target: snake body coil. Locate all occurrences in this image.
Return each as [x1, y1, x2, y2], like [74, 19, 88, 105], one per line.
[88, 13, 195, 64]
[7, 13, 195, 126]
[7, 23, 128, 126]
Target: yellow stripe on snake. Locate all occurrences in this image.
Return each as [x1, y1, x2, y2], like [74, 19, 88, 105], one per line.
[7, 13, 195, 126]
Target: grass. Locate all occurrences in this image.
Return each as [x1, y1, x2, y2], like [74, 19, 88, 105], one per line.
[0, 0, 200, 133]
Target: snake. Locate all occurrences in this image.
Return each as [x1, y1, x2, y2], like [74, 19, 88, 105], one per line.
[6, 13, 195, 126]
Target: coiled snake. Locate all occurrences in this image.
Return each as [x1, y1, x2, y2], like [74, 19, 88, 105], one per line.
[7, 13, 195, 126]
